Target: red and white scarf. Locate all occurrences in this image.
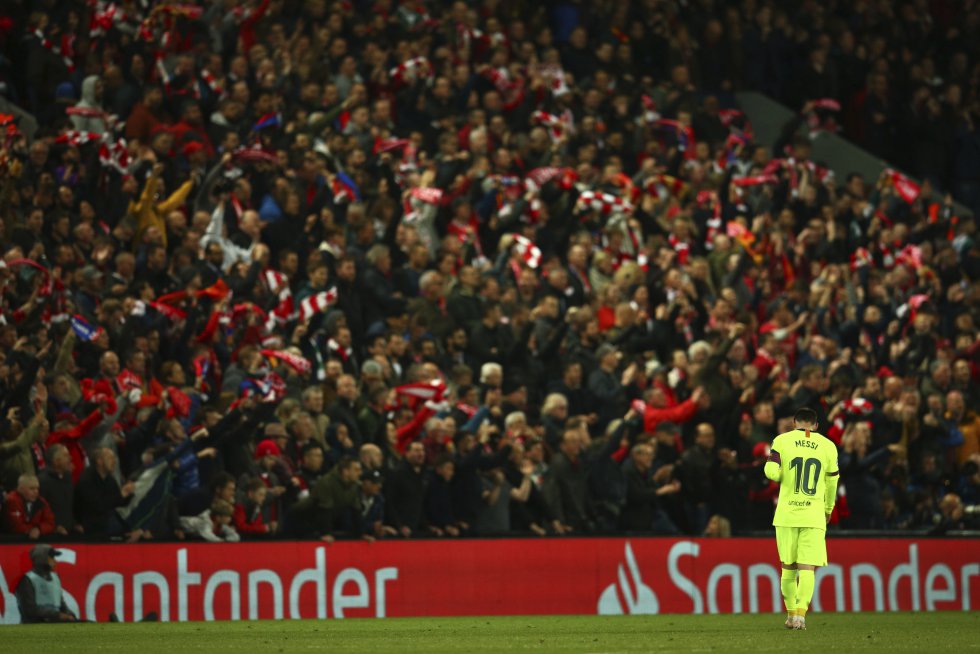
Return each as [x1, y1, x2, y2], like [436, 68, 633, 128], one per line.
[511, 234, 542, 269]
[298, 288, 339, 323]
[389, 57, 433, 87]
[260, 349, 312, 375]
[35, 29, 75, 71]
[574, 191, 633, 216]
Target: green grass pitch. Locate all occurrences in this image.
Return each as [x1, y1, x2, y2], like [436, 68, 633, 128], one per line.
[1, 612, 978, 652]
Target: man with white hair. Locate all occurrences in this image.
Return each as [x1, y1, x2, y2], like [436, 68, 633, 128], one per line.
[479, 362, 503, 387]
[2, 473, 56, 539]
[504, 411, 534, 441]
[540, 393, 569, 449]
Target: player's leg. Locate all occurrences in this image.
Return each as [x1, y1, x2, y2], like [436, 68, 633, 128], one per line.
[793, 564, 814, 630]
[794, 528, 828, 630]
[775, 527, 799, 627]
[780, 564, 798, 628]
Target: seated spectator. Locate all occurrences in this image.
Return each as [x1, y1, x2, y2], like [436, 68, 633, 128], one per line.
[179, 499, 240, 542]
[16, 545, 77, 623]
[3, 474, 56, 540]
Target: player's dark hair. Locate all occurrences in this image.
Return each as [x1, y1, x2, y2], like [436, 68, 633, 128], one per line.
[794, 407, 818, 426]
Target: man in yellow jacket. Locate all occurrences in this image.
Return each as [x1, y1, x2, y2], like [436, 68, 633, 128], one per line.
[130, 162, 195, 249]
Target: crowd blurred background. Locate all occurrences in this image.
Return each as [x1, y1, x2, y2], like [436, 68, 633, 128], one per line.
[0, 0, 978, 544]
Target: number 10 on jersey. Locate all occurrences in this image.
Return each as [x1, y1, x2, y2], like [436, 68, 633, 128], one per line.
[789, 457, 822, 496]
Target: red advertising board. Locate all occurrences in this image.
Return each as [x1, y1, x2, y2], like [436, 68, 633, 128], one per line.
[0, 537, 977, 623]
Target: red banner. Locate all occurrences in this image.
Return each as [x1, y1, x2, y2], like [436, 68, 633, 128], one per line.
[0, 538, 977, 623]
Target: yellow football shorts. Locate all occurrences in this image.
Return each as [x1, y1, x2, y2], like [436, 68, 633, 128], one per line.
[775, 526, 827, 566]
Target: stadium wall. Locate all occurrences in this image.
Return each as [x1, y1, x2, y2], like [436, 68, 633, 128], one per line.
[0, 538, 977, 623]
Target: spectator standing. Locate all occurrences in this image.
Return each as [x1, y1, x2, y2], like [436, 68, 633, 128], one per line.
[386, 442, 427, 537]
[621, 443, 682, 534]
[38, 445, 75, 536]
[544, 431, 594, 533]
[677, 423, 719, 534]
[74, 448, 134, 539]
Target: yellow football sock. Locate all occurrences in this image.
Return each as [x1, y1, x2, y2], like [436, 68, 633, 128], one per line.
[780, 569, 798, 614]
[797, 569, 815, 616]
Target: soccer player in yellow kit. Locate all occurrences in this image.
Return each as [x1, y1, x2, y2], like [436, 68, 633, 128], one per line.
[764, 408, 839, 631]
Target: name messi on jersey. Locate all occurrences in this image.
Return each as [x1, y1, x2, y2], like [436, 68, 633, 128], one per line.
[795, 439, 818, 449]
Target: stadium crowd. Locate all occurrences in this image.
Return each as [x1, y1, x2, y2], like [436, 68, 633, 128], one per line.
[0, 0, 979, 544]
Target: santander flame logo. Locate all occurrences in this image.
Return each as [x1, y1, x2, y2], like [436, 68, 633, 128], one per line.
[597, 541, 659, 615]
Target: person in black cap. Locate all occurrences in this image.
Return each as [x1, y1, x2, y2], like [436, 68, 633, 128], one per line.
[15, 544, 76, 623]
[358, 468, 394, 540]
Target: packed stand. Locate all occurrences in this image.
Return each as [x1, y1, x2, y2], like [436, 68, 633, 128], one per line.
[0, 0, 978, 544]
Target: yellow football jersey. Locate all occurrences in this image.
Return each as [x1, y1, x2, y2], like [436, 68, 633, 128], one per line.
[764, 429, 839, 529]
